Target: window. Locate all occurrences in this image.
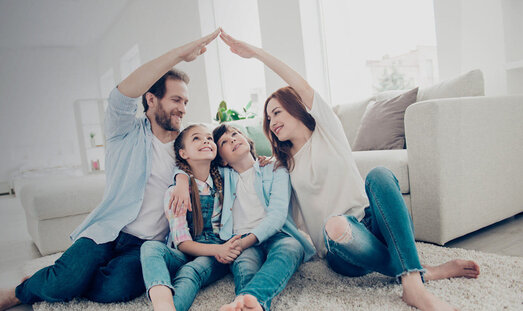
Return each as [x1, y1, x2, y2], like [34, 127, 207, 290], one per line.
[318, 0, 438, 103]
[199, 0, 266, 118]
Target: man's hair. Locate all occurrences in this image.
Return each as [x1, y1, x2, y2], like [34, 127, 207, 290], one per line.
[142, 69, 190, 112]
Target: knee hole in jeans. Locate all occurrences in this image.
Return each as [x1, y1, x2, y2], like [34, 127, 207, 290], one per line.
[325, 216, 352, 243]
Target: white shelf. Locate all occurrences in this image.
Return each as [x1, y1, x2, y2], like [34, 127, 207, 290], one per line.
[505, 59, 523, 71]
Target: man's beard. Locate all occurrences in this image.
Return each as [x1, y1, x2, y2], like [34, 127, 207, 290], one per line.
[155, 103, 180, 132]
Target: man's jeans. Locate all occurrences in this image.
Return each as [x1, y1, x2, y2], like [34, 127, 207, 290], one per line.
[16, 232, 146, 304]
[324, 167, 425, 280]
[232, 232, 304, 310]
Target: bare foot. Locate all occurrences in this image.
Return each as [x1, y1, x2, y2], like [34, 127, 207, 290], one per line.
[242, 294, 263, 311]
[424, 259, 480, 281]
[402, 272, 458, 311]
[402, 287, 458, 311]
[219, 296, 243, 311]
[0, 288, 21, 311]
[219, 295, 262, 311]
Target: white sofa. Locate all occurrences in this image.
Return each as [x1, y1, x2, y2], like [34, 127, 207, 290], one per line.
[18, 70, 523, 255]
[334, 70, 523, 245]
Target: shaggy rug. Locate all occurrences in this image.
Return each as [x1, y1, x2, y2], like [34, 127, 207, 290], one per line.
[23, 242, 522, 311]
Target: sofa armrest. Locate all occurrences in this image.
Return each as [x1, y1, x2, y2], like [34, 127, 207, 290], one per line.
[404, 95, 523, 244]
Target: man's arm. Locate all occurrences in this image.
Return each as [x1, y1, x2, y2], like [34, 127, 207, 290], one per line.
[118, 29, 220, 98]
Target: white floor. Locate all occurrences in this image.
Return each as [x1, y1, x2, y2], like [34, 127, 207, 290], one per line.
[0, 195, 522, 311]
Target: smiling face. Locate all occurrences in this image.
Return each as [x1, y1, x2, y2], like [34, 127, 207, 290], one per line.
[265, 98, 304, 142]
[150, 79, 188, 132]
[215, 127, 254, 166]
[177, 125, 217, 163]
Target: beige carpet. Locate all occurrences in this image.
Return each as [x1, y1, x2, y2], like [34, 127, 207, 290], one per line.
[24, 242, 523, 311]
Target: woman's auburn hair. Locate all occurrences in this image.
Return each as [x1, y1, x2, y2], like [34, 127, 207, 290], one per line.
[262, 86, 316, 172]
[173, 124, 224, 237]
[212, 124, 257, 167]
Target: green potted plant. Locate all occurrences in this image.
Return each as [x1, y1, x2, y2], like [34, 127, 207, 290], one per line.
[215, 100, 256, 123]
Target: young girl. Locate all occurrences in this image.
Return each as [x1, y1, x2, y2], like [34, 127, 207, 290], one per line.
[140, 124, 241, 311]
[219, 30, 480, 311]
[211, 124, 316, 311]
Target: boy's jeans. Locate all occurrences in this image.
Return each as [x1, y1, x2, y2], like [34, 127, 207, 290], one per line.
[324, 167, 425, 280]
[232, 232, 304, 310]
[16, 232, 146, 304]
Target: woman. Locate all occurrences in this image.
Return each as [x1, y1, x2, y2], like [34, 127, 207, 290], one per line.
[219, 29, 480, 311]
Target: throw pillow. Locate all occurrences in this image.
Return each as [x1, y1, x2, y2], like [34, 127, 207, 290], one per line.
[352, 87, 418, 151]
[417, 69, 484, 102]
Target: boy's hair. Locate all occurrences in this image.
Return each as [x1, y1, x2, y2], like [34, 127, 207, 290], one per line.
[174, 124, 223, 236]
[212, 124, 257, 167]
[142, 68, 190, 113]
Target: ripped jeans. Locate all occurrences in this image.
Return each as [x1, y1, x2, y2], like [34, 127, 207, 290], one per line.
[323, 167, 425, 280]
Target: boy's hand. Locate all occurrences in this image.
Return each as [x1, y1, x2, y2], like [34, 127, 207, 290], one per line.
[216, 235, 242, 263]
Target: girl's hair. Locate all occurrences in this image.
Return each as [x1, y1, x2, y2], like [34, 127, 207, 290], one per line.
[212, 124, 257, 167]
[174, 124, 224, 236]
[263, 86, 316, 171]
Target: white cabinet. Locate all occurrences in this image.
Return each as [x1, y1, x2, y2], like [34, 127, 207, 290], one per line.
[74, 99, 107, 174]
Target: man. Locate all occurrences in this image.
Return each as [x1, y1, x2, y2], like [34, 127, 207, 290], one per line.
[0, 29, 220, 310]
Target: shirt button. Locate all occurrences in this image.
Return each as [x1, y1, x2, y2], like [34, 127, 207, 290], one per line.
[230, 208, 232, 211]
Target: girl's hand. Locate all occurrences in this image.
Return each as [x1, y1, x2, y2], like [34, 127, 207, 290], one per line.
[176, 28, 220, 62]
[167, 183, 192, 217]
[216, 235, 242, 263]
[258, 156, 273, 167]
[220, 30, 259, 59]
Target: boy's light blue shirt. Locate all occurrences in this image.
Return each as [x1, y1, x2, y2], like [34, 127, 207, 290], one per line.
[70, 87, 175, 244]
[219, 161, 316, 262]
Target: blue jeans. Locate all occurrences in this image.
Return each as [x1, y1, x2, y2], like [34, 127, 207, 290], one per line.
[324, 167, 425, 280]
[232, 232, 304, 310]
[140, 240, 229, 311]
[140, 194, 229, 311]
[16, 232, 146, 304]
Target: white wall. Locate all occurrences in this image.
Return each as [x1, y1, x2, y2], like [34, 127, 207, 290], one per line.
[257, 0, 307, 96]
[434, 0, 507, 95]
[93, 0, 213, 125]
[0, 47, 99, 181]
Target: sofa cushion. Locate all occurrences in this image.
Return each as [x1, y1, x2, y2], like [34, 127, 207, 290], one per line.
[333, 90, 404, 146]
[352, 149, 409, 194]
[417, 69, 484, 102]
[352, 88, 419, 151]
[19, 174, 106, 221]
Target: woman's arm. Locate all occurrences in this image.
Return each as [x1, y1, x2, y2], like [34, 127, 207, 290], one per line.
[118, 29, 220, 98]
[220, 30, 314, 110]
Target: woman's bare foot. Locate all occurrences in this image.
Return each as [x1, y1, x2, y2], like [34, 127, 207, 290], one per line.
[219, 295, 262, 311]
[401, 272, 458, 311]
[0, 288, 21, 311]
[423, 259, 480, 281]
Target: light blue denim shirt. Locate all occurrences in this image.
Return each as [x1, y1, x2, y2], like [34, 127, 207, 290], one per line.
[70, 87, 175, 244]
[220, 161, 316, 262]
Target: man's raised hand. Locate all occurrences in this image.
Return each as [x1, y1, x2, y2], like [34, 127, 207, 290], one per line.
[177, 28, 220, 62]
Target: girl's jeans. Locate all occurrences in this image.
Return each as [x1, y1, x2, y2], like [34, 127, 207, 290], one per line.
[324, 167, 425, 280]
[232, 232, 304, 310]
[140, 194, 228, 311]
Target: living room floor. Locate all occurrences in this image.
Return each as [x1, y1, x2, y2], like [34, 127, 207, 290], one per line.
[0, 195, 522, 311]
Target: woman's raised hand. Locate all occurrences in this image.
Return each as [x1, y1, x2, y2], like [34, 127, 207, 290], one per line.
[220, 29, 258, 59]
[176, 28, 220, 62]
